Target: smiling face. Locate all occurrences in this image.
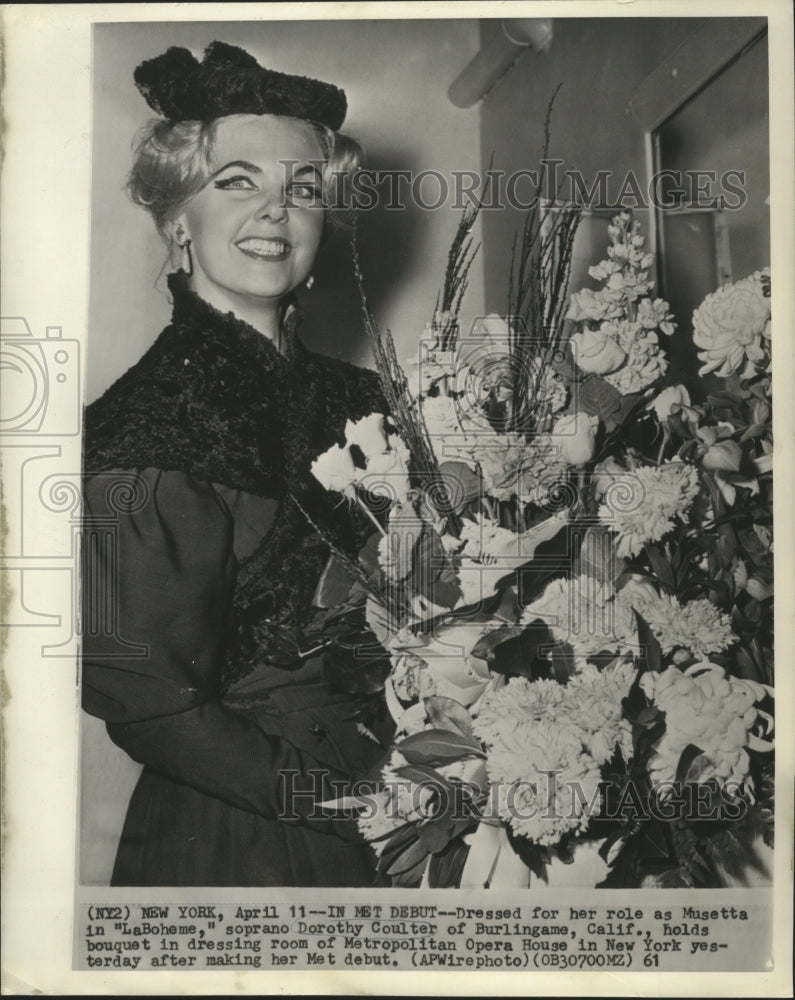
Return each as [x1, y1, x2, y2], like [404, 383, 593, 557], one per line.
[174, 114, 325, 316]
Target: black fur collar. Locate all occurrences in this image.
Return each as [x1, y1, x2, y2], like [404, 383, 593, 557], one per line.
[84, 271, 383, 503]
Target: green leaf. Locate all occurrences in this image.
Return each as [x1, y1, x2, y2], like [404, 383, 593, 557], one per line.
[550, 642, 577, 682]
[377, 822, 420, 875]
[425, 695, 476, 738]
[470, 625, 525, 663]
[636, 706, 661, 727]
[313, 553, 358, 608]
[417, 816, 456, 854]
[386, 837, 430, 877]
[428, 837, 471, 888]
[577, 525, 626, 583]
[635, 613, 662, 672]
[396, 728, 485, 767]
[675, 743, 705, 784]
[381, 503, 423, 582]
[577, 375, 624, 432]
[410, 527, 462, 609]
[612, 391, 646, 431]
[322, 641, 391, 694]
[505, 825, 548, 879]
[640, 820, 672, 863]
[394, 762, 453, 792]
[490, 620, 554, 679]
[439, 461, 483, 513]
[644, 543, 677, 593]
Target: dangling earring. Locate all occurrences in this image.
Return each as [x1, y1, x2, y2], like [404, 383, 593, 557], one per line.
[175, 226, 192, 276]
[305, 274, 314, 290]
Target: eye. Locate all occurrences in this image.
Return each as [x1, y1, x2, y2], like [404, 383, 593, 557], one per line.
[287, 182, 323, 204]
[214, 175, 257, 191]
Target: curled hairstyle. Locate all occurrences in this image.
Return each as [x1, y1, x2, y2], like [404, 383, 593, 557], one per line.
[126, 114, 364, 243]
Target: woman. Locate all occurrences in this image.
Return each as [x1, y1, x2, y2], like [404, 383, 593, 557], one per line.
[82, 41, 393, 886]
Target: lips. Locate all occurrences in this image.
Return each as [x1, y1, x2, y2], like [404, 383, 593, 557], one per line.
[236, 237, 292, 261]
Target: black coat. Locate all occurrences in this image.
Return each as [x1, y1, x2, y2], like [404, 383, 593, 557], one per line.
[82, 272, 393, 885]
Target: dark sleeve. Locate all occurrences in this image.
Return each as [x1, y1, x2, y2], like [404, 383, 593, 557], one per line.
[81, 468, 369, 828]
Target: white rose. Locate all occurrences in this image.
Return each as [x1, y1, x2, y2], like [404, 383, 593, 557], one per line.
[344, 413, 388, 458]
[310, 444, 358, 496]
[417, 623, 498, 707]
[650, 384, 691, 422]
[569, 327, 627, 374]
[550, 412, 599, 466]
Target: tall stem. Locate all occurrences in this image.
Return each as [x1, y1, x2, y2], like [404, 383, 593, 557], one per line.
[356, 494, 386, 536]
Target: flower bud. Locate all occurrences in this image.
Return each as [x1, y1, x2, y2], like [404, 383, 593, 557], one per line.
[551, 412, 599, 466]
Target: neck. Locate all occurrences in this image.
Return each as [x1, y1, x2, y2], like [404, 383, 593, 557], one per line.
[188, 272, 284, 343]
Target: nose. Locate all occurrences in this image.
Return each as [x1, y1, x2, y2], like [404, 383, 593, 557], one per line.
[255, 191, 288, 224]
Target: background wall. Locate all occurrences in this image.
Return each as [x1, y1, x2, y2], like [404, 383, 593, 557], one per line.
[477, 15, 770, 367]
[87, 19, 485, 403]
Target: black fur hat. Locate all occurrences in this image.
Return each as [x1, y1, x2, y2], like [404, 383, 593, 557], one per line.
[134, 41, 347, 130]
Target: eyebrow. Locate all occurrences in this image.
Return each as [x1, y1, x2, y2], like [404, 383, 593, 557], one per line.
[212, 160, 323, 179]
[212, 160, 262, 178]
[290, 163, 323, 180]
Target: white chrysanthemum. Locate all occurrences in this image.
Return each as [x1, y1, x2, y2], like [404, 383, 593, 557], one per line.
[565, 659, 637, 765]
[639, 663, 773, 791]
[598, 461, 700, 557]
[619, 585, 736, 658]
[478, 715, 602, 845]
[470, 432, 569, 504]
[476, 677, 566, 732]
[523, 574, 636, 657]
[692, 270, 771, 377]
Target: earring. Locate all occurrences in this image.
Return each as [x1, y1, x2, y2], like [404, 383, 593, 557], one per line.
[305, 274, 314, 290]
[180, 239, 193, 276]
[174, 226, 192, 276]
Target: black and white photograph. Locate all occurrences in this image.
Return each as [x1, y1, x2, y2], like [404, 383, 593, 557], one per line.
[1, 2, 793, 994]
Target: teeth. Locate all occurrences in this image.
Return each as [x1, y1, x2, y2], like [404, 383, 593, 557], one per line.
[238, 238, 289, 256]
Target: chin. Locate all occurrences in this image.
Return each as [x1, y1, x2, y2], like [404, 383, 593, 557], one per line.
[235, 280, 296, 302]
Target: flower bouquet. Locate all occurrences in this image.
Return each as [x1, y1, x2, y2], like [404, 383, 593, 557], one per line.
[307, 203, 774, 890]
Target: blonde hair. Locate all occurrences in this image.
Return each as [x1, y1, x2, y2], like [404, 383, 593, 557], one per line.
[126, 114, 364, 241]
